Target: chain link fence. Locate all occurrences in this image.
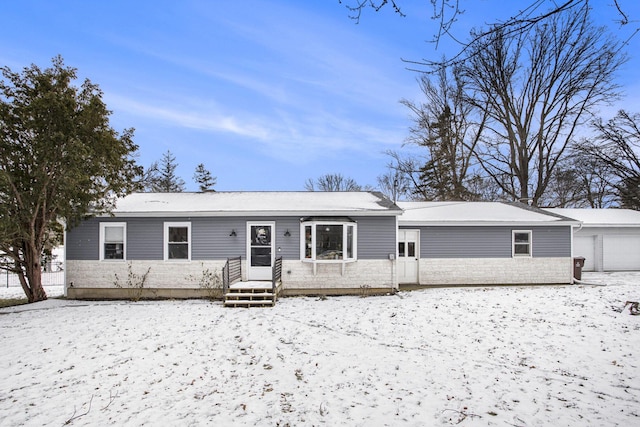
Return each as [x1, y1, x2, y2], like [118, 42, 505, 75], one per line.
[3, 261, 64, 288]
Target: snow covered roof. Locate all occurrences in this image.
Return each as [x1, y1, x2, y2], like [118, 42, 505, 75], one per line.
[544, 208, 640, 227]
[108, 191, 402, 217]
[398, 201, 578, 226]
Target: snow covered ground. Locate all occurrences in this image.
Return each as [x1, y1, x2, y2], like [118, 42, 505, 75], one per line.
[1, 273, 639, 426]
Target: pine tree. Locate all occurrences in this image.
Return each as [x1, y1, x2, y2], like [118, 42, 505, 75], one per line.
[193, 163, 217, 192]
[149, 150, 185, 192]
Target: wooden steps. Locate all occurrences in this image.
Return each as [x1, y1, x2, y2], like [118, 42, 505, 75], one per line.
[222, 257, 282, 308]
[224, 282, 275, 307]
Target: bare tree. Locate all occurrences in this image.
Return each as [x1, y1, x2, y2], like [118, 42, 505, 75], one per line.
[538, 152, 617, 208]
[400, 65, 487, 200]
[305, 173, 365, 191]
[584, 110, 640, 209]
[376, 164, 411, 202]
[462, 4, 625, 206]
[340, 1, 636, 68]
[384, 150, 428, 199]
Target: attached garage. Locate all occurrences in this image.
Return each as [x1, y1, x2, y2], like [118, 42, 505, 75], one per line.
[545, 208, 640, 272]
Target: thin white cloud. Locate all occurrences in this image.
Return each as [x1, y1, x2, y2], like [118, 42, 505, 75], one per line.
[94, 1, 415, 169]
[107, 94, 271, 141]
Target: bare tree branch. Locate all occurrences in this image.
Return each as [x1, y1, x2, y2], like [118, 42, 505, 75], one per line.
[461, 4, 625, 206]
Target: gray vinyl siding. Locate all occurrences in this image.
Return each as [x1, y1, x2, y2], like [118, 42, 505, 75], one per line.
[127, 218, 163, 259]
[191, 217, 301, 260]
[531, 226, 571, 257]
[356, 216, 397, 259]
[66, 218, 100, 260]
[401, 225, 571, 259]
[67, 215, 396, 261]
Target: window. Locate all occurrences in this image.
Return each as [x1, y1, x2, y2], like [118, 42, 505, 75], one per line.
[399, 241, 415, 258]
[164, 222, 191, 260]
[301, 220, 357, 262]
[100, 222, 126, 260]
[513, 230, 532, 257]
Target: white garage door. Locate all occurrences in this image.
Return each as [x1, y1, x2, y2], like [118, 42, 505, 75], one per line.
[603, 235, 640, 271]
[574, 236, 596, 271]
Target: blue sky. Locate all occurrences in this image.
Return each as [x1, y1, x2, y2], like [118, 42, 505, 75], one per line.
[2, 1, 639, 191]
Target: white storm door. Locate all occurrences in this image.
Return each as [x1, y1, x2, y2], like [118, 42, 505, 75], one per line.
[247, 222, 275, 280]
[398, 229, 419, 284]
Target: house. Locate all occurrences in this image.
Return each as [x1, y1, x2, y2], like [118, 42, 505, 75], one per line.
[545, 208, 640, 272]
[65, 191, 402, 300]
[396, 201, 578, 285]
[64, 194, 581, 301]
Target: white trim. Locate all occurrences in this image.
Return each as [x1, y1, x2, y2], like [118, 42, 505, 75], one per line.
[300, 220, 358, 272]
[398, 229, 420, 284]
[398, 220, 578, 227]
[512, 230, 532, 258]
[246, 221, 276, 281]
[164, 222, 192, 261]
[346, 223, 357, 261]
[99, 222, 127, 261]
[101, 210, 399, 218]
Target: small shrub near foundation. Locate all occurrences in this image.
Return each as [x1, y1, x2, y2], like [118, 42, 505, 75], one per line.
[359, 284, 372, 298]
[189, 264, 222, 300]
[114, 263, 151, 302]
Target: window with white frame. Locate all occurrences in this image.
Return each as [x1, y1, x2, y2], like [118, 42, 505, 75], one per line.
[301, 220, 357, 262]
[100, 222, 126, 260]
[164, 222, 191, 260]
[512, 230, 532, 257]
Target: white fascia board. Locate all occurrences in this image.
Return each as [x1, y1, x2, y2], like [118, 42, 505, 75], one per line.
[398, 220, 580, 227]
[101, 210, 402, 218]
[577, 223, 640, 228]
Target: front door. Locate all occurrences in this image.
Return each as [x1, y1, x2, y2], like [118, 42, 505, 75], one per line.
[398, 229, 419, 284]
[247, 222, 275, 280]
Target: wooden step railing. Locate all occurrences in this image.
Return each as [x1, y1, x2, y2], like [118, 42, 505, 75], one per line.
[272, 256, 283, 303]
[223, 256, 283, 307]
[222, 256, 242, 296]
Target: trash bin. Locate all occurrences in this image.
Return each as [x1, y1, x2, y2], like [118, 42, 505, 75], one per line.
[573, 256, 586, 281]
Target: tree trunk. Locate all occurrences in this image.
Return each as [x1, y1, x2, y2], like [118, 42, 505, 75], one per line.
[19, 244, 48, 303]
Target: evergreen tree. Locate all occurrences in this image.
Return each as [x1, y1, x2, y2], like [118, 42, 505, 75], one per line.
[193, 163, 216, 192]
[148, 150, 185, 192]
[0, 56, 141, 302]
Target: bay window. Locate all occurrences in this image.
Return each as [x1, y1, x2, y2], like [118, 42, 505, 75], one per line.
[302, 219, 357, 262]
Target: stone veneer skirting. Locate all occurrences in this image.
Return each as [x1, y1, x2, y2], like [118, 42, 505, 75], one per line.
[65, 259, 398, 299]
[417, 257, 573, 286]
[65, 257, 572, 299]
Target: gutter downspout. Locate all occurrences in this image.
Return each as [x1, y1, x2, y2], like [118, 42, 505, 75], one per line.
[572, 278, 606, 286]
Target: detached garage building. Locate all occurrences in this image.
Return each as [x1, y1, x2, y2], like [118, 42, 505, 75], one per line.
[545, 208, 640, 272]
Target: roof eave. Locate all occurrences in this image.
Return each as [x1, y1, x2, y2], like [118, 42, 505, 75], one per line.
[398, 220, 580, 227]
[578, 223, 640, 228]
[103, 210, 402, 218]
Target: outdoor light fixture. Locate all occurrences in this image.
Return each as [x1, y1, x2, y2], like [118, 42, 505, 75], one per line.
[284, 229, 291, 237]
[229, 229, 237, 237]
